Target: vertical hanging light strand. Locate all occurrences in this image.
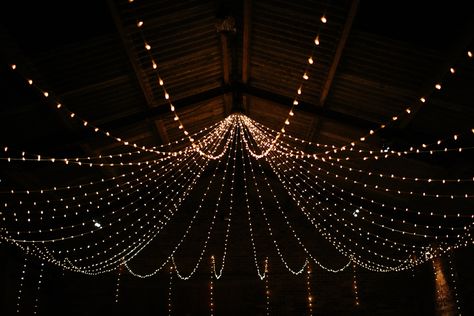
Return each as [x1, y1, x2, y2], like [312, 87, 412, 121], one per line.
[265, 258, 270, 316]
[115, 264, 122, 304]
[307, 263, 313, 315]
[33, 262, 44, 315]
[448, 253, 462, 315]
[352, 262, 360, 307]
[168, 265, 173, 316]
[210, 256, 215, 316]
[16, 256, 28, 314]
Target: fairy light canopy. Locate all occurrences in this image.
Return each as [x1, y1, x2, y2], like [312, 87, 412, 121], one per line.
[0, 0, 474, 315]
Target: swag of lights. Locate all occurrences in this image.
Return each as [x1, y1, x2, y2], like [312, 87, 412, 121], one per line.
[1, 1, 474, 283]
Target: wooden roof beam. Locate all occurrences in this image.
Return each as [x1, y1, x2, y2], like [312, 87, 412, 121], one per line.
[319, 0, 359, 106]
[107, 0, 168, 145]
[241, 0, 252, 113]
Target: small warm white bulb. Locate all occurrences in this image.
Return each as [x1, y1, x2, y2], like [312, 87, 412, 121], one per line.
[303, 73, 309, 80]
[450, 67, 455, 74]
[170, 104, 175, 111]
[28, 79, 33, 85]
[297, 87, 302, 95]
[308, 57, 314, 64]
[57, 103, 62, 108]
[11, 64, 16, 70]
[406, 108, 411, 114]
[145, 43, 151, 50]
[435, 83, 441, 90]
[159, 78, 164, 86]
[43, 92, 49, 97]
[293, 100, 299, 105]
[164, 92, 169, 99]
[137, 21, 144, 27]
[468, 51, 473, 58]
[285, 119, 290, 125]
[314, 36, 320, 46]
[420, 97, 426, 103]
[321, 15, 327, 23]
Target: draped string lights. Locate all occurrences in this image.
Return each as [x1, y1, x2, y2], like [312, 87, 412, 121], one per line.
[447, 253, 462, 315]
[115, 264, 123, 304]
[1, 1, 474, 314]
[168, 265, 173, 316]
[16, 256, 28, 314]
[33, 262, 44, 315]
[264, 258, 270, 316]
[352, 262, 360, 307]
[210, 256, 215, 316]
[306, 264, 314, 315]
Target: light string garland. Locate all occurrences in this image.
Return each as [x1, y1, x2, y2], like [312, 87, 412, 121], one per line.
[307, 263, 314, 316]
[16, 255, 28, 314]
[115, 264, 123, 304]
[168, 265, 173, 316]
[33, 262, 44, 315]
[210, 256, 215, 316]
[447, 252, 462, 315]
[352, 261, 360, 307]
[264, 257, 270, 316]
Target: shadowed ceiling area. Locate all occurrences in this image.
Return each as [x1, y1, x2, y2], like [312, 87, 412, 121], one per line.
[1, 0, 474, 315]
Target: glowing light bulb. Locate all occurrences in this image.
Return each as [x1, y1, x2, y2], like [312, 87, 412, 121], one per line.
[297, 87, 302, 94]
[303, 73, 309, 80]
[406, 108, 411, 114]
[285, 119, 290, 125]
[435, 83, 442, 90]
[314, 36, 320, 46]
[174, 116, 179, 121]
[170, 104, 175, 111]
[468, 51, 473, 58]
[165, 92, 170, 99]
[28, 79, 33, 85]
[420, 97, 426, 103]
[70, 113, 75, 118]
[293, 100, 299, 105]
[152, 62, 157, 69]
[137, 21, 144, 27]
[360, 137, 365, 141]
[289, 110, 294, 116]
[392, 116, 398, 121]
[145, 43, 151, 50]
[159, 78, 164, 86]
[179, 124, 183, 129]
[43, 92, 49, 97]
[308, 57, 314, 64]
[11, 64, 16, 70]
[56, 103, 62, 109]
[450, 67, 455, 74]
[83, 121, 88, 126]
[321, 15, 327, 23]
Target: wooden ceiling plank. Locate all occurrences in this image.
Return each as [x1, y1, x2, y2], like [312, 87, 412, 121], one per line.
[107, 0, 167, 145]
[319, 0, 359, 107]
